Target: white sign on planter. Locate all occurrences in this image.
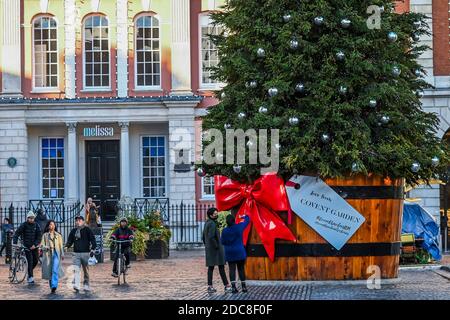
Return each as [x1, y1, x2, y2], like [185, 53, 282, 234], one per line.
[286, 175, 365, 250]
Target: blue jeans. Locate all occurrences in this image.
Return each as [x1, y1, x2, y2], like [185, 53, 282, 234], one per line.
[50, 251, 60, 289]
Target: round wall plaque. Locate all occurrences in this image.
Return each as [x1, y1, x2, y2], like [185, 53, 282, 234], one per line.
[7, 157, 17, 168]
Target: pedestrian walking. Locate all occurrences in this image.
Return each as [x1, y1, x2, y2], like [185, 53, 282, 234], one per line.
[12, 211, 42, 284]
[85, 197, 101, 228]
[202, 207, 232, 293]
[40, 220, 65, 294]
[35, 209, 49, 236]
[65, 215, 97, 293]
[221, 214, 250, 293]
[0, 218, 13, 257]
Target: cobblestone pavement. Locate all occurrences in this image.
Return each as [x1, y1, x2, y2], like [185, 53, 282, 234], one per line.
[0, 250, 449, 300]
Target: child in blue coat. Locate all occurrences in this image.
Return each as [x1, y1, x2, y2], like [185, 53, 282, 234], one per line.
[220, 214, 250, 293]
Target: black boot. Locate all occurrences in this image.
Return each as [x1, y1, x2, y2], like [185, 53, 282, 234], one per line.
[231, 282, 239, 294]
[241, 282, 248, 293]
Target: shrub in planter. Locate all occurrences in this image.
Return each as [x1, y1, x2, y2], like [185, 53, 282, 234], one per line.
[144, 210, 171, 259]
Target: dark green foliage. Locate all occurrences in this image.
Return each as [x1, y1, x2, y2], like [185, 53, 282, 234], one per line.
[201, 0, 449, 185]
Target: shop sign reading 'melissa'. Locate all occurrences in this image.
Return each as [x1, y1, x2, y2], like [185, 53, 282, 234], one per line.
[83, 125, 114, 137]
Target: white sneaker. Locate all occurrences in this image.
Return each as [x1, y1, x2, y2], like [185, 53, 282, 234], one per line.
[27, 277, 35, 284]
[83, 284, 91, 292]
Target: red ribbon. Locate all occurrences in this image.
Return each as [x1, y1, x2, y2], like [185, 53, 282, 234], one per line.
[214, 173, 296, 261]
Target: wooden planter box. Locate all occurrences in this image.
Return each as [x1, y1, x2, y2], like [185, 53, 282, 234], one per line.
[145, 240, 169, 259]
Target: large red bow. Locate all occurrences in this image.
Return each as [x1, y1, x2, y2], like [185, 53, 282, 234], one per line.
[214, 173, 296, 261]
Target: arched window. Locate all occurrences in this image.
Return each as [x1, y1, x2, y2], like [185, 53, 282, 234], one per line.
[83, 15, 109, 88]
[33, 16, 58, 89]
[135, 15, 161, 88]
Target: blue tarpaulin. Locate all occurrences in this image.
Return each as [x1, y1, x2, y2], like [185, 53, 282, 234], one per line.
[402, 202, 441, 261]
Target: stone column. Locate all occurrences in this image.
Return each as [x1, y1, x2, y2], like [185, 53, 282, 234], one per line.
[119, 122, 130, 198]
[64, 0, 77, 99]
[170, 0, 192, 95]
[116, 0, 128, 98]
[1, 0, 22, 96]
[66, 122, 78, 204]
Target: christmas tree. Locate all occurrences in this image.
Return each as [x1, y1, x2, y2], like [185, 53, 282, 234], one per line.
[200, 0, 448, 185]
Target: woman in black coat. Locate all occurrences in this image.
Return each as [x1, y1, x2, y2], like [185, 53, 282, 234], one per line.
[202, 207, 231, 293]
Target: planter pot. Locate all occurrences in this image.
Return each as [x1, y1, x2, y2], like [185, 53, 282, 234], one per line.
[245, 174, 404, 281]
[145, 240, 169, 259]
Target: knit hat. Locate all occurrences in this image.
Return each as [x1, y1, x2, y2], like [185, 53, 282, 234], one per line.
[26, 211, 36, 219]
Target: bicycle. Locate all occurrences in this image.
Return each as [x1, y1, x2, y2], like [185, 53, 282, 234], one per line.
[8, 244, 29, 284]
[111, 239, 133, 285]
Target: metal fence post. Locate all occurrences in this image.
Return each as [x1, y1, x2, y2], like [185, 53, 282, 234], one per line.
[180, 201, 184, 243]
[8, 203, 14, 226]
[5, 230, 13, 264]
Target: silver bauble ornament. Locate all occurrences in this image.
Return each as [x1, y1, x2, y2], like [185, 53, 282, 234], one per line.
[387, 31, 398, 43]
[369, 99, 377, 108]
[249, 80, 258, 88]
[283, 14, 292, 23]
[351, 162, 360, 172]
[392, 66, 401, 77]
[314, 16, 324, 26]
[379, 6, 385, 13]
[224, 123, 231, 129]
[289, 117, 299, 126]
[220, 92, 226, 99]
[431, 156, 440, 167]
[380, 115, 390, 124]
[295, 83, 305, 93]
[411, 162, 421, 173]
[197, 168, 206, 177]
[416, 90, 424, 98]
[289, 39, 299, 50]
[336, 51, 345, 61]
[233, 165, 242, 174]
[268, 87, 279, 97]
[257, 48, 266, 58]
[321, 133, 331, 143]
[414, 69, 422, 77]
[238, 112, 246, 120]
[413, 21, 421, 29]
[259, 106, 268, 114]
[339, 85, 348, 95]
[412, 33, 420, 41]
[341, 19, 351, 28]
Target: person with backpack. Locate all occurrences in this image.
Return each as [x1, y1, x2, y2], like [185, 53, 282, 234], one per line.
[12, 211, 42, 284]
[220, 213, 250, 293]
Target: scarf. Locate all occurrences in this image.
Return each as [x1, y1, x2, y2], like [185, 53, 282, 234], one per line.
[75, 225, 85, 240]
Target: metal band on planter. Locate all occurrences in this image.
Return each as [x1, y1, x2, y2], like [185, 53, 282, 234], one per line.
[330, 186, 405, 199]
[246, 242, 401, 258]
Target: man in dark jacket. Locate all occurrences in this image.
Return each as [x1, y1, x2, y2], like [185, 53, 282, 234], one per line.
[111, 217, 134, 277]
[35, 209, 49, 235]
[65, 216, 96, 293]
[13, 211, 42, 284]
[202, 207, 231, 294]
[0, 218, 13, 256]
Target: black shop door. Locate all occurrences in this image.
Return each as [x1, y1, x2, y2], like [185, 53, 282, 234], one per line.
[86, 140, 121, 221]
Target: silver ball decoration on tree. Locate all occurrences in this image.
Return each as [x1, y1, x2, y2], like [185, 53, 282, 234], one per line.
[290, 39, 299, 50]
[197, 168, 206, 177]
[259, 106, 268, 114]
[339, 85, 348, 95]
[233, 165, 242, 174]
[416, 90, 424, 98]
[431, 156, 440, 167]
[289, 117, 299, 126]
[413, 21, 421, 29]
[268, 87, 279, 97]
[336, 51, 345, 61]
[387, 31, 398, 43]
[248, 80, 258, 88]
[321, 133, 331, 143]
[256, 48, 266, 58]
[220, 92, 226, 99]
[224, 123, 231, 129]
[414, 69, 422, 77]
[380, 115, 390, 124]
[295, 83, 305, 93]
[341, 18, 351, 28]
[351, 162, 360, 172]
[392, 65, 401, 77]
[283, 14, 292, 23]
[369, 99, 378, 108]
[314, 16, 324, 26]
[412, 33, 420, 41]
[238, 112, 246, 120]
[411, 162, 421, 173]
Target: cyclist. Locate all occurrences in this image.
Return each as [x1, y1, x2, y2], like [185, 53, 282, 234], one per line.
[111, 217, 134, 277]
[12, 211, 42, 284]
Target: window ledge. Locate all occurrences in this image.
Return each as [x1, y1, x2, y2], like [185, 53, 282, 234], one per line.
[133, 87, 163, 92]
[31, 88, 61, 94]
[81, 88, 112, 93]
[200, 196, 215, 201]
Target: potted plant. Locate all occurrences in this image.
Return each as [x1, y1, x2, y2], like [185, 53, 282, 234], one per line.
[144, 210, 171, 259]
[105, 214, 149, 261]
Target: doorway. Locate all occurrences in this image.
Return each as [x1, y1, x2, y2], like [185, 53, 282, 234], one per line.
[86, 140, 120, 221]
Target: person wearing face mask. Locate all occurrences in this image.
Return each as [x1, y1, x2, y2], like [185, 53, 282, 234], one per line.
[13, 211, 42, 284]
[202, 207, 232, 294]
[65, 216, 96, 293]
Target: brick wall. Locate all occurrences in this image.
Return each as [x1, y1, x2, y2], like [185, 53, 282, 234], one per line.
[432, 0, 450, 75]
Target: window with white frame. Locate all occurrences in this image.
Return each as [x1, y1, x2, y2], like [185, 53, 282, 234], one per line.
[142, 137, 166, 198]
[41, 138, 64, 199]
[83, 15, 110, 88]
[200, 15, 222, 88]
[135, 15, 161, 88]
[33, 16, 58, 89]
[202, 176, 215, 198]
